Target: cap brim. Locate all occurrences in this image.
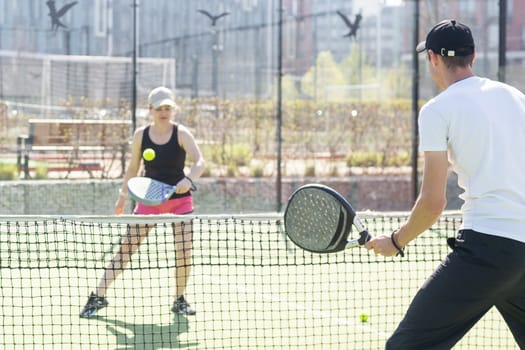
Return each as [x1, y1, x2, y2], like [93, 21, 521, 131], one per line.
[416, 41, 427, 53]
[151, 99, 176, 109]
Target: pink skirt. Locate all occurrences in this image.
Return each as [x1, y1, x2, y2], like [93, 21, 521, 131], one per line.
[134, 195, 193, 215]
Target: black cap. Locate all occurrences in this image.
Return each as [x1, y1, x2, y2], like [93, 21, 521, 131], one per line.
[416, 19, 475, 57]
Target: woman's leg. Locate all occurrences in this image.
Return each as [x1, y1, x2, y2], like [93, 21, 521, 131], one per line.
[95, 224, 150, 297]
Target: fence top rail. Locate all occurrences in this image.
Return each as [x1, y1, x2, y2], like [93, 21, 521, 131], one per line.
[27, 119, 131, 125]
[0, 49, 175, 64]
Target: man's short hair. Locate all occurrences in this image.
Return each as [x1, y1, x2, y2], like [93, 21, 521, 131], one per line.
[440, 54, 474, 69]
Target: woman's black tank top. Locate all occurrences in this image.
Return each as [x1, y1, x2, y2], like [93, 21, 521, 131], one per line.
[141, 124, 189, 198]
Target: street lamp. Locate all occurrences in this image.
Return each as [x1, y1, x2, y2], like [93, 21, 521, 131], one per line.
[132, 0, 139, 132]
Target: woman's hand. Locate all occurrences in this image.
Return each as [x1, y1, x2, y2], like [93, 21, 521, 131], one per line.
[176, 177, 194, 194]
[115, 194, 126, 215]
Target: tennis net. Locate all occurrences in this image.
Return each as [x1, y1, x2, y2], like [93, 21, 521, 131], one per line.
[0, 213, 516, 349]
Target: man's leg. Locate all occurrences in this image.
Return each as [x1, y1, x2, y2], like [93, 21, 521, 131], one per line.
[497, 295, 525, 348]
[387, 230, 516, 350]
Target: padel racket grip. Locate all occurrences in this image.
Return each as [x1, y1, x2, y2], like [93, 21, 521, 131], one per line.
[358, 230, 371, 245]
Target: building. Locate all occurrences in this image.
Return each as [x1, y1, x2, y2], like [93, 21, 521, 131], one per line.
[0, 0, 522, 102]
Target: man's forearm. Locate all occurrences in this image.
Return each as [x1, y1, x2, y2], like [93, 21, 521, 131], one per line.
[395, 195, 446, 247]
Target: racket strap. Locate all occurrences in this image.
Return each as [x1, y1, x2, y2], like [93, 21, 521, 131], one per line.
[391, 231, 405, 257]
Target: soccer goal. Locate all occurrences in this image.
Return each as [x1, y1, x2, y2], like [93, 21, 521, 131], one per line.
[0, 50, 175, 116]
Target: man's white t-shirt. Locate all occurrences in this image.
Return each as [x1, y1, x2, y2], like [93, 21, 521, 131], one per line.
[419, 76, 525, 243]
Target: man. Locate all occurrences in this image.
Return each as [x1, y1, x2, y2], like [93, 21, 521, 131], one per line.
[365, 19, 525, 349]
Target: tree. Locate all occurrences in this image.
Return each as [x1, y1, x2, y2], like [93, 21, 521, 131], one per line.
[383, 65, 411, 99]
[301, 51, 346, 101]
[338, 44, 377, 100]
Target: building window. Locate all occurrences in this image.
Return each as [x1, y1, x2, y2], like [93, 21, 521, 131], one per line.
[0, 2, 6, 24]
[94, 0, 107, 37]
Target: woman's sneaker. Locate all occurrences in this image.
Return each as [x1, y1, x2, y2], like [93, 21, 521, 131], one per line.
[80, 292, 108, 318]
[171, 295, 196, 315]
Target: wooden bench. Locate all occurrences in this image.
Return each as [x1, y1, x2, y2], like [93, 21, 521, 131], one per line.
[17, 119, 131, 178]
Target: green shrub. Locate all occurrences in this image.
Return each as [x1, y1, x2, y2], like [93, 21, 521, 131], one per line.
[0, 163, 17, 180]
[226, 163, 238, 177]
[33, 166, 49, 179]
[383, 152, 411, 167]
[304, 164, 316, 177]
[251, 164, 264, 178]
[230, 144, 252, 166]
[346, 152, 382, 167]
[209, 143, 252, 167]
[346, 151, 411, 168]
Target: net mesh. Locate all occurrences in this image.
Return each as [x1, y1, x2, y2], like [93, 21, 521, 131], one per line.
[0, 213, 515, 349]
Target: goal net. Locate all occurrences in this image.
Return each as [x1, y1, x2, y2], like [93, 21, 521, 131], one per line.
[0, 50, 175, 117]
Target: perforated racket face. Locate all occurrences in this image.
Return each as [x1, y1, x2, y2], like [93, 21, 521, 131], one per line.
[127, 177, 175, 205]
[284, 185, 353, 253]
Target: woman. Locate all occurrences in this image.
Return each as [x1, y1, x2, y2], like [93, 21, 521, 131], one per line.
[80, 86, 205, 318]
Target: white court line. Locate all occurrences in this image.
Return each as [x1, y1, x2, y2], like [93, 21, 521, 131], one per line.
[204, 274, 391, 339]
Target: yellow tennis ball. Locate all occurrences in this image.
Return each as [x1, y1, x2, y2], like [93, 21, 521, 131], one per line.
[360, 313, 369, 323]
[143, 148, 156, 161]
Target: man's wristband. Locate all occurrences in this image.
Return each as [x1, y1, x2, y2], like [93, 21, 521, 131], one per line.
[391, 231, 405, 257]
[118, 189, 128, 197]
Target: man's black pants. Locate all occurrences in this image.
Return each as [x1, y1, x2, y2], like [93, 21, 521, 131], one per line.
[386, 229, 525, 350]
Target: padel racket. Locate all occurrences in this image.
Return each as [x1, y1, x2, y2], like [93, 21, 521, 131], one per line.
[127, 176, 195, 206]
[284, 184, 371, 253]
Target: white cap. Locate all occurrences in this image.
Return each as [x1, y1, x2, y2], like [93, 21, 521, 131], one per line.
[148, 87, 176, 108]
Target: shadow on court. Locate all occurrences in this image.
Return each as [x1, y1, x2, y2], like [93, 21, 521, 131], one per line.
[97, 315, 199, 349]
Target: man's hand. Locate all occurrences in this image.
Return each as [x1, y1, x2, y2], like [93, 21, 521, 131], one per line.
[364, 234, 400, 257]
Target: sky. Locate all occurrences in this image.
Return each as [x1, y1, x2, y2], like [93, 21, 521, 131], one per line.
[353, 0, 403, 15]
